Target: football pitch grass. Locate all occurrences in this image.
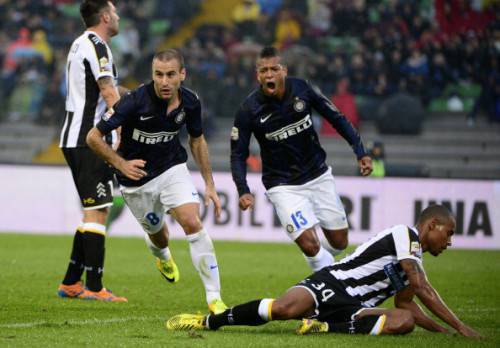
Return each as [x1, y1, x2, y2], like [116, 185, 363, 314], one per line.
[0, 233, 499, 347]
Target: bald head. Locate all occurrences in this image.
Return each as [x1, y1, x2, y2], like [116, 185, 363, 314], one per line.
[417, 205, 456, 256]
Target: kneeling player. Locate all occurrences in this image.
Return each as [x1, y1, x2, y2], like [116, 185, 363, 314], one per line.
[166, 205, 481, 338]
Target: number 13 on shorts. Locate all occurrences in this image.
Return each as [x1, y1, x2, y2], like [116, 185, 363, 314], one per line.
[291, 210, 308, 229]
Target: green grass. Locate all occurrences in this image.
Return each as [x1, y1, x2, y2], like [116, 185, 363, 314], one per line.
[0, 233, 499, 347]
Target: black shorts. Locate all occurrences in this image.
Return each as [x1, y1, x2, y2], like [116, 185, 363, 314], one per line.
[62, 147, 114, 209]
[294, 267, 365, 322]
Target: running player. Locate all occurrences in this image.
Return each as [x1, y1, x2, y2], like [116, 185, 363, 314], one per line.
[86, 49, 227, 314]
[231, 46, 372, 271]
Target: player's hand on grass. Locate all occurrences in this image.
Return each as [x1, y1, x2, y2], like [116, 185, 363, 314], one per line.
[239, 193, 254, 211]
[358, 156, 373, 176]
[118, 159, 147, 180]
[457, 324, 483, 338]
[205, 185, 222, 219]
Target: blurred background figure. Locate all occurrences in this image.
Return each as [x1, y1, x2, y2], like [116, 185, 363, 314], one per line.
[368, 141, 385, 178]
[321, 77, 359, 137]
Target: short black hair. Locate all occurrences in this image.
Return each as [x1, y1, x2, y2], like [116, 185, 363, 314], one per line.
[259, 46, 280, 59]
[80, 0, 113, 28]
[153, 49, 185, 69]
[416, 204, 454, 225]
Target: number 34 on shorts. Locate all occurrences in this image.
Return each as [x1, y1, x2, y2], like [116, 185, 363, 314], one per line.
[312, 282, 335, 303]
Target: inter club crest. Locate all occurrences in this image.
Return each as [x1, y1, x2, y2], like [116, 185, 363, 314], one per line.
[293, 98, 305, 112]
[175, 111, 186, 124]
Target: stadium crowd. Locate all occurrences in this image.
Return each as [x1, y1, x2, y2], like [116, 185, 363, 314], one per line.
[0, 0, 201, 124]
[0, 0, 498, 126]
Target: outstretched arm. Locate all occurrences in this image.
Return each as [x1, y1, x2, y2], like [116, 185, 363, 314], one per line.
[308, 81, 370, 171]
[87, 127, 146, 181]
[400, 259, 481, 337]
[189, 134, 221, 219]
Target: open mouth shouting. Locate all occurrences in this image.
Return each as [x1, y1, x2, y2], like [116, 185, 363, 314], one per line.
[263, 81, 277, 95]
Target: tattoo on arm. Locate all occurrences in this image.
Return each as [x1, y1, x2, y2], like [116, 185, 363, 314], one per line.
[406, 260, 424, 276]
[400, 259, 427, 290]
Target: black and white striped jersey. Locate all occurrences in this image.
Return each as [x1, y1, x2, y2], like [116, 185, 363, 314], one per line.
[327, 224, 422, 308]
[60, 31, 117, 148]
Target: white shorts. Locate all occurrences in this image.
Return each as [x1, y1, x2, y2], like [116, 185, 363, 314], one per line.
[266, 167, 348, 241]
[120, 163, 200, 235]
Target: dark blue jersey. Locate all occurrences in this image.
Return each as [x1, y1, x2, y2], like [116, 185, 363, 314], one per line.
[231, 77, 367, 196]
[96, 82, 203, 187]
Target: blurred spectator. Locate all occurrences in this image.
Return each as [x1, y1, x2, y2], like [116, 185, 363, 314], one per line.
[2, 28, 36, 99]
[257, 0, 283, 17]
[31, 30, 53, 66]
[307, 0, 332, 37]
[349, 53, 370, 95]
[368, 141, 385, 178]
[233, 0, 261, 39]
[428, 52, 455, 99]
[435, 0, 494, 36]
[39, 77, 64, 126]
[274, 9, 301, 49]
[321, 77, 359, 137]
[112, 20, 140, 78]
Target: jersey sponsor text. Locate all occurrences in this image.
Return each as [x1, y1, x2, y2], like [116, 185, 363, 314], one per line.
[132, 129, 179, 144]
[265, 114, 313, 141]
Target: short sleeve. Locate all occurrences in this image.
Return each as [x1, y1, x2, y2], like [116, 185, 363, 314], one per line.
[96, 93, 135, 134]
[84, 34, 113, 81]
[392, 225, 423, 264]
[186, 99, 203, 138]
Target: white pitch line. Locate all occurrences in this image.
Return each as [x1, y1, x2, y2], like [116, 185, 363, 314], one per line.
[0, 315, 163, 329]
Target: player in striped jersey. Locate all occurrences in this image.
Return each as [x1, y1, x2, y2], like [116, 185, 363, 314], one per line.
[167, 205, 481, 338]
[57, 1, 126, 302]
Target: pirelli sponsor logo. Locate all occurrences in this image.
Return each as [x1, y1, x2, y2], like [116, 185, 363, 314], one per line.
[265, 114, 313, 141]
[132, 129, 179, 144]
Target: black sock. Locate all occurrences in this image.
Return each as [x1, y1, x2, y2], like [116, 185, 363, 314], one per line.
[83, 232, 105, 292]
[207, 300, 267, 330]
[62, 230, 85, 285]
[327, 315, 381, 334]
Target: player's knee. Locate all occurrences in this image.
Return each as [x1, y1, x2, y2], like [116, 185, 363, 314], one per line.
[327, 229, 348, 250]
[296, 230, 321, 256]
[271, 301, 297, 320]
[300, 240, 320, 256]
[398, 312, 415, 334]
[332, 237, 348, 250]
[389, 310, 415, 334]
[179, 216, 203, 233]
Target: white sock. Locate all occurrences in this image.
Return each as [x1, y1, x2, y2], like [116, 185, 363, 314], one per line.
[82, 222, 106, 235]
[320, 237, 343, 257]
[186, 228, 221, 304]
[257, 298, 275, 321]
[304, 247, 334, 271]
[144, 233, 171, 261]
